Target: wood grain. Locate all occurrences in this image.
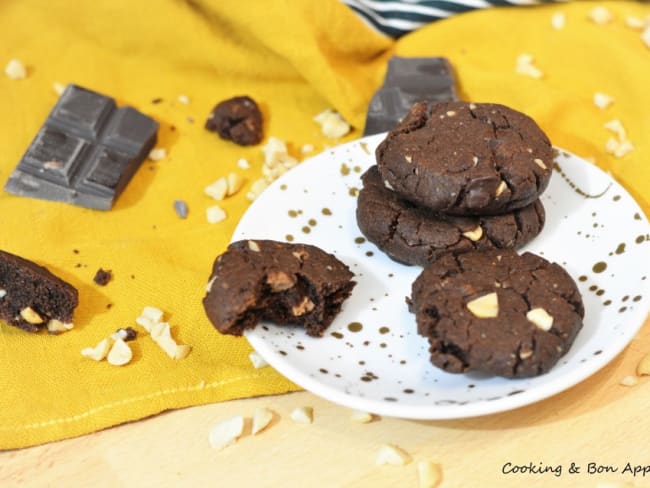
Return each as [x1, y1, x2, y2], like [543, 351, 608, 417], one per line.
[1, 314, 648, 488]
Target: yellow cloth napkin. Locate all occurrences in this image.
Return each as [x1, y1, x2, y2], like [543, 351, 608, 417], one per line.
[0, 0, 648, 449]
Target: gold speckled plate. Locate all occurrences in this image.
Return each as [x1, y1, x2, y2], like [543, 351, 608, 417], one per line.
[235, 134, 650, 419]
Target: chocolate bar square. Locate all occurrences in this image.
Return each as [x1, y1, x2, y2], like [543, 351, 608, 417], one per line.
[363, 57, 458, 136]
[4, 85, 158, 210]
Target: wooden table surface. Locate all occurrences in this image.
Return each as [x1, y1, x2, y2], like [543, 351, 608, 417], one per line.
[1, 314, 649, 488]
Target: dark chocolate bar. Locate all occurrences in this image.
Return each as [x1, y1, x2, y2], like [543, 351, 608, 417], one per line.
[363, 57, 458, 136]
[4, 85, 158, 210]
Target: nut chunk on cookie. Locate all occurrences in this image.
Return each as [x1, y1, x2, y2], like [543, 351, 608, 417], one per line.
[202, 240, 356, 337]
[408, 249, 584, 378]
[0, 249, 78, 333]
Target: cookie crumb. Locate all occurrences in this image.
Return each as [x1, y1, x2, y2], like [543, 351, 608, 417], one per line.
[93, 268, 112, 286]
[4, 59, 27, 80]
[205, 96, 263, 146]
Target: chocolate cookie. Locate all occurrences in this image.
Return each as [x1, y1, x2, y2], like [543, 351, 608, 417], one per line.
[376, 101, 553, 215]
[0, 250, 78, 333]
[356, 166, 545, 267]
[205, 96, 263, 146]
[408, 250, 584, 378]
[203, 240, 356, 337]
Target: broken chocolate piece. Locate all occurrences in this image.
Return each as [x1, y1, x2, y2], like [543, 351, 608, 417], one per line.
[4, 84, 159, 210]
[0, 249, 78, 333]
[363, 56, 458, 136]
[205, 96, 263, 146]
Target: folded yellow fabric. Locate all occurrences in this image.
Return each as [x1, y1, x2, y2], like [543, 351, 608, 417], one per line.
[0, 0, 648, 449]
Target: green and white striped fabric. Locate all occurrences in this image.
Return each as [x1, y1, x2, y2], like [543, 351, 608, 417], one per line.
[342, 0, 565, 37]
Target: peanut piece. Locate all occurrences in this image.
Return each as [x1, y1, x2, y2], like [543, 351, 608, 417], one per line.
[266, 271, 295, 292]
[350, 410, 373, 423]
[148, 148, 166, 161]
[466, 292, 499, 319]
[206, 205, 226, 224]
[226, 172, 245, 196]
[205, 177, 228, 200]
[81, 338, 111, 362]
[251, 408, 274, 435]
[20, 307, 43, 324]
[636, 353, 650, 376]
[291, 297, 315, 316]
[247, 240, 260, 252]
[290, 406, 313, 424]
[208, 416, 245, 451]
[593, 92, 614, 109]
[4, 59, 26, 80]
[107, 338, 133, 366]
[418, 460, 443, 488]
[495, 180, 508, 197]
[533, 158, 547, 169]
[462, 226, 483, 242]
[47, 319, 74, 334]
[526, 308, 554, 331]
[248, 351, 269, 369]
[620, 375, 638, 387]
[375, 444, 412, 466]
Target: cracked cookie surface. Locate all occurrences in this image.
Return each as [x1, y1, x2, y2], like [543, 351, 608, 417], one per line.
[376, 101, 553, 215]
[356, 166, 545, 267]
[203, 240, 355, 337]
[408, 250, 584, 378]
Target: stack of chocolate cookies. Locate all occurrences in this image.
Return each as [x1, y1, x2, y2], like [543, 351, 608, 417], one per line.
[357, 101, 549, 267]
[357, 101, 585, 378]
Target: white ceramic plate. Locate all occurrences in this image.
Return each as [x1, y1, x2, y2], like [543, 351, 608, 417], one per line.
[235, 134, 650, 419]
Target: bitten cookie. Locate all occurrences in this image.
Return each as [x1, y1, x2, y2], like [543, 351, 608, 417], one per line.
[0, 250, 78, 333]
[408, 250, 584, 378]
[203, 240, 356, 337]
[376, 101, 553, 215]
[356, 166, 545, 266]
[205, 95, 263, 146]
